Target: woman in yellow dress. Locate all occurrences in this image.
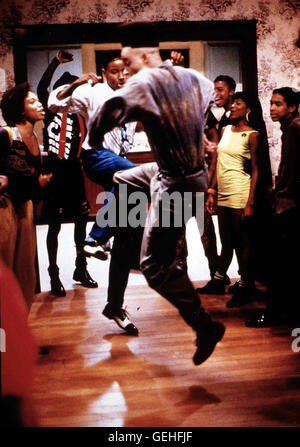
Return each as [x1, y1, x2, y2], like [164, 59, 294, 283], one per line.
[201, 91, 267, 307]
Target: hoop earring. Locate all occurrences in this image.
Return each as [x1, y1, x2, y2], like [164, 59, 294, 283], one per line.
[246, 112, 250, 122]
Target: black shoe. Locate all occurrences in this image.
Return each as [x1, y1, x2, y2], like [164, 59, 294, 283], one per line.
[228, 281, 240, 293]
[228, 282, 265, 303]
[193, 321, 225, 365]
[103, 304, 139, 336]
[210, 267, 230, 284]
[83, 245, 109, 261]
[49, 272, 66, 297]
[73, 267, 98, 288]
[245, 311, 291, 328]
[226, 287, 253, 308]
[228, 281, 256, 294]
[196, 279, 225, 295]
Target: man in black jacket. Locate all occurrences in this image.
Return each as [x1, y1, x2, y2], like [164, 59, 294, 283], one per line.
[246, 87, 300, 327]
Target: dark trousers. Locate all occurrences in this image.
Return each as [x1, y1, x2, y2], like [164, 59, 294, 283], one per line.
[200, 206, 219, 278]
[107, 163, 157, 310]
[114, 163, 212, 333]
[107, 226, 144, 310]
[266, 207, 299, 317]
[217, 206, 253, 286]
[47, 216, 88, 273]
[43, 157, 90, 273]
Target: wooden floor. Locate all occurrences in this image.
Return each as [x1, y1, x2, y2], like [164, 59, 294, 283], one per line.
[28, 221, 300, 428]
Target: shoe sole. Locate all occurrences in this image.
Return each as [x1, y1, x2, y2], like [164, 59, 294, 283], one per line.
[83, 249, 108, 261]
[74, 282, 98, 288]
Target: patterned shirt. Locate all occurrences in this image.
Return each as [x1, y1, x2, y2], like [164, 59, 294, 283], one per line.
[0, 127, 42, 202]
[46, 112, 85, 160]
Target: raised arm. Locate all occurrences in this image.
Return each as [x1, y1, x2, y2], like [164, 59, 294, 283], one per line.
[55, 73, 101, 100]
[48, 72, 101, 118]
[37, 50, 74, 109]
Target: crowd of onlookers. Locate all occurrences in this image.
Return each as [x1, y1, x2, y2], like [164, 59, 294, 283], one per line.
[0, 28, 299, 425]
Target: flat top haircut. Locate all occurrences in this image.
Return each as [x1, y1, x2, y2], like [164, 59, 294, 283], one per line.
[273, 87, 300, 110]
[214, 75, 236, 92]
[116, 21, 159, 48]
[0, 82, 31, 126]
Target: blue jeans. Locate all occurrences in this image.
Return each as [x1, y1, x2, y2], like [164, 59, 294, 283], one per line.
[81, 148, 136, 244]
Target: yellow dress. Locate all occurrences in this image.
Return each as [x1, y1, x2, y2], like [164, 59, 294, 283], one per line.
[217, 125, 257, 209]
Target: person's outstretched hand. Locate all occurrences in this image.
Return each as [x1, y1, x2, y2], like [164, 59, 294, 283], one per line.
[170, 51, 184, 66]
[57, 49, 74, 64]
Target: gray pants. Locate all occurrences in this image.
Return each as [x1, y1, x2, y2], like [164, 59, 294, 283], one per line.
[114, 163, 212, 333]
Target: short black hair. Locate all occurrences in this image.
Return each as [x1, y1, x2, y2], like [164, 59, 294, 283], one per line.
[102, 54, 122, 71]
[232, 91, 252, 107]
[214, 75, 236, 92]
[0, 82, 31, 126]
[273, 87, 300, 110]
[96, 51, 122, 74]
[116, 21, 159, 48]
